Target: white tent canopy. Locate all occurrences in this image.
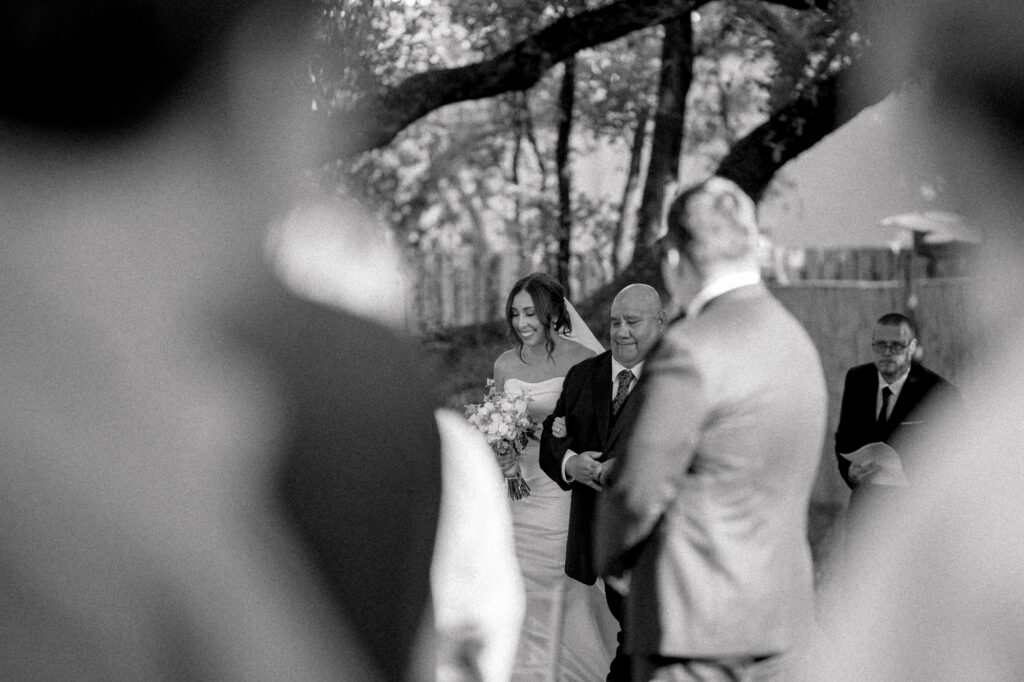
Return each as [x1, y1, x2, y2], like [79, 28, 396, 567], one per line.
[880, 211, 979, 245]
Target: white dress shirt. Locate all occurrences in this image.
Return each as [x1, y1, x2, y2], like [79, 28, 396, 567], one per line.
[685, 270, 761, 319]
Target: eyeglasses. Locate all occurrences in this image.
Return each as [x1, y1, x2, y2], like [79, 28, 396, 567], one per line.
[871, 341, 910, 354]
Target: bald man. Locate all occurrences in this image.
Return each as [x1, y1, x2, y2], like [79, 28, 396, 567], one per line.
[540, 283, 666, 682]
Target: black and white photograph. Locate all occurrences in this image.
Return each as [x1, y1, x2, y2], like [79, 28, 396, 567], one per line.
[2, 1, 1020, 680]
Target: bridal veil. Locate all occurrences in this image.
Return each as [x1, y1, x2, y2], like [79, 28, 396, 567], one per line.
[561, 298, 605, 354]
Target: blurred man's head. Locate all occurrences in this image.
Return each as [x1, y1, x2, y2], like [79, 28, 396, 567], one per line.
[658, 176, 759, 310]
[0, 1, 308, 137]
[0, 0, 318, 305]
[609, 284, 665, 369]
[872, 313, 918, 384]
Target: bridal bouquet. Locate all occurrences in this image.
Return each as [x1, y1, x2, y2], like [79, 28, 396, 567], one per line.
[465, 379, 533, 500]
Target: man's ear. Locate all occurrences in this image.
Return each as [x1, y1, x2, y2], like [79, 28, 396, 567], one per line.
[663, 245, 681, 271]
[661, 245, 686, 286]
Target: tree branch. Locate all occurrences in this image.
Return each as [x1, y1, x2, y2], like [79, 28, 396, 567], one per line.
[716, 48, 897, 202]
[321, 0, 839, 163]
[321, 0, 699, 162]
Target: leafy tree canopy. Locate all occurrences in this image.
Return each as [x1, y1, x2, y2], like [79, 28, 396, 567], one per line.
[308, 0, 911, 328]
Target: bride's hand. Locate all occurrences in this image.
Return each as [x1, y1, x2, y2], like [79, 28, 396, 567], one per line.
[551, 416, 567, 438]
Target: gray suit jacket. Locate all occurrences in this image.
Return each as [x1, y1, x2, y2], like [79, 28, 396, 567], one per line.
[595, 283, 827, 658]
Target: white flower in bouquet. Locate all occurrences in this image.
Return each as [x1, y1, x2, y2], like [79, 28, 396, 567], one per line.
[465, 379, 533, 500]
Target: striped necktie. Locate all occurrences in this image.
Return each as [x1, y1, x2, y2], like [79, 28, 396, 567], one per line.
[612, 369, 633, 416]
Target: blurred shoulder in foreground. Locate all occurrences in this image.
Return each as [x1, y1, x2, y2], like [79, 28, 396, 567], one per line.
[803, 1, 1024, 679]
[0, 1, 440, 679]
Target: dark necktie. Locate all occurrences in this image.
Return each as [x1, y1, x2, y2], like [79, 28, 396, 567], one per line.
[612, 369, 634, 416]
[877, 386, 893, 426]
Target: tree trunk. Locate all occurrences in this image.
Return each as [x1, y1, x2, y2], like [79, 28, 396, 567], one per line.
[509, 94, 528, 262]
[612, 104, 650, 275]
[555, 56, 576, 295]
[579, 46, 892, 332]
[632, 16, 693, 262]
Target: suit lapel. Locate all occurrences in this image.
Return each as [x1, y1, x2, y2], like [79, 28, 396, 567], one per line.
[857, 368, 888, 441]
[593, 353, 613, 444]
[607, 383, 641, 449]
[889, 366, 924, 426]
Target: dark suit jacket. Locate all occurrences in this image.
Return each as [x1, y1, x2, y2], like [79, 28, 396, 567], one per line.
[0, 269, 425, 680]
[539, 351, 643, 585]
[835, 361, 960, 488]
[229, 280, 442, 681]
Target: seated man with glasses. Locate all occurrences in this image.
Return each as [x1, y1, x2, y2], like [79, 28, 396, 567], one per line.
[835, 313, 961, 534]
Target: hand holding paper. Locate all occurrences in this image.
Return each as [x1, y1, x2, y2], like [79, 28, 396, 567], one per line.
[842, 442, 909, 487]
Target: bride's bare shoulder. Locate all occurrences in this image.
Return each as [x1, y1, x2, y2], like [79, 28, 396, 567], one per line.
[493, 348, 520, 370]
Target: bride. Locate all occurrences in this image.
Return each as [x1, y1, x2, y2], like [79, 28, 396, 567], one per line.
[492, 273, 617, 681]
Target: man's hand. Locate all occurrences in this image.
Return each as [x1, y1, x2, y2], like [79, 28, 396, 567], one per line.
[566, 451, 604, 491]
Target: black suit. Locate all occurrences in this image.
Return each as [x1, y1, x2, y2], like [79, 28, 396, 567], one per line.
[540, 351, 643, 584]
[835, 361, 960, 533]
[540, 350, 641, 681]
[835, 361, 960, 487]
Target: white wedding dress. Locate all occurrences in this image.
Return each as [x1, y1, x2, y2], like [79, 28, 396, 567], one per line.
[504, 377, 617, 682]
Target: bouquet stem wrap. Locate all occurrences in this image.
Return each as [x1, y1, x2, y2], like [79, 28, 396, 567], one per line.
[465, 380, 533, 501]
[498, 435, 532, 501]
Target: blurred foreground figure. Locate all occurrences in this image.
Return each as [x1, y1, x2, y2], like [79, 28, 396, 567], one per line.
[431, 410, 525, 682]
[0, 2, 440, 679]
[268, 200, 523, 682]
[804, 1, 1024, 679]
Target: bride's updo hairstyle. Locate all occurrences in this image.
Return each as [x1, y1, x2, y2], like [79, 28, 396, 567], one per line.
[504, 272, 573, 359]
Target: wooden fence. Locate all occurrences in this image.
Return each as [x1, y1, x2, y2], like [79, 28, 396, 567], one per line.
[406, 244, 979, 330]
[406, 249, 609, 333]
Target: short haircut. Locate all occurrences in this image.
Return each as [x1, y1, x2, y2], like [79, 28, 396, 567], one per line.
[504, 273, 570, 359]
[876, 312, 917, 338]
[659, 176, 759, 273]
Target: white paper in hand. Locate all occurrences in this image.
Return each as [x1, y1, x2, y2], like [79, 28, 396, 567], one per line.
[842, 442, 909, 487]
